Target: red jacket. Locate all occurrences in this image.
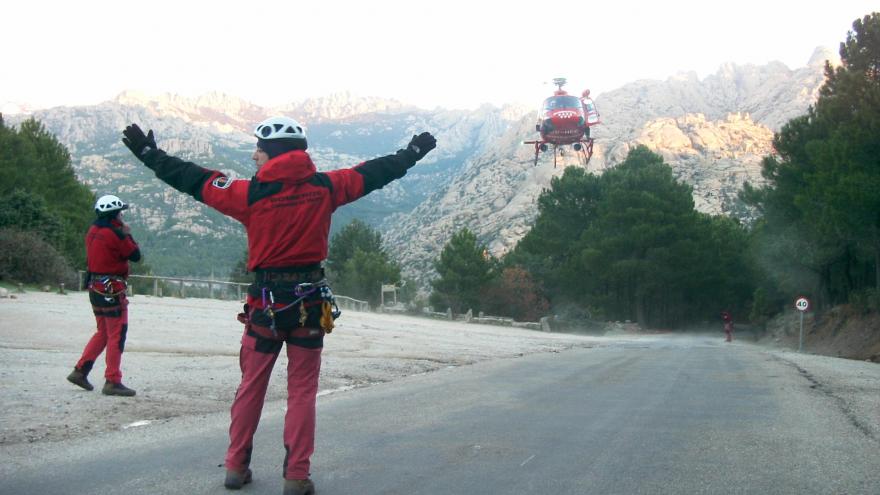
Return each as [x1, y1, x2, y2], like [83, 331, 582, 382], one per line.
[142, 147, 419, 271]
[86, 218, 141, 276]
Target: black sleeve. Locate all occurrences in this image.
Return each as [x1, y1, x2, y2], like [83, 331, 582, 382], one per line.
[353, 148, 419, 195]
[128, 248, 142, 262]
[142, 149, 216, 202]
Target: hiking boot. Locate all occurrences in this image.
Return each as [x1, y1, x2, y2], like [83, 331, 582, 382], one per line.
[224, 468, 252, 489]
[67, 368, 94, 391]
[283, 478, 315, 495]
[102, 381, 136, 397]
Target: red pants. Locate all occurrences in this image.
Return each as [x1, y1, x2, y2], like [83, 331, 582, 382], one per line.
[76, 293, 128, 383]
[225, 329, 322, 480]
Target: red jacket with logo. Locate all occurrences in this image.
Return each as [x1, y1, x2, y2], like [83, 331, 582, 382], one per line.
[86, 218, 141, 276]
[141, 147, 419, 270]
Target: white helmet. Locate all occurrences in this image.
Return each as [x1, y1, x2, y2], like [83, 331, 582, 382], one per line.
[95, 194, 128, 215]
[253, 116, 306, 140]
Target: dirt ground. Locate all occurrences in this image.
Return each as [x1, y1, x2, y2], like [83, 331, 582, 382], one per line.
[756, 306, 880, 363]
[0, 290, 605, 446]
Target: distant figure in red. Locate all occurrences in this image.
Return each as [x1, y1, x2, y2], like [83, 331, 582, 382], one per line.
[721, 311, 733, 342]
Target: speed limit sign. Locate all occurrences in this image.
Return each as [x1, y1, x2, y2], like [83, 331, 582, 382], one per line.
[795, 297, 810, 312]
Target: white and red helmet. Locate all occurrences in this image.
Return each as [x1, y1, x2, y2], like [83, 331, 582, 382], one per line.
[253, 116, 306, 140]
[94, 194, 128, 215]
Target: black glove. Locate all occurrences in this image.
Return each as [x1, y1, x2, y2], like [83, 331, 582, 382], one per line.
[406, 132, 436, 161]
[122, 124, 157, 161]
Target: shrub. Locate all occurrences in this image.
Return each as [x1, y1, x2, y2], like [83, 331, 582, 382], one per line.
[0, 228, 77, 287]
[482, 266, 550, 321]
[848, 288, 880, 314]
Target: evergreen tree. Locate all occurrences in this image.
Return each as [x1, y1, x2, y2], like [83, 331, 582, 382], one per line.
[338, 248, 401, 307]
[429, 229, 494, 314]
[742, 12, 880, 307]
[576, 146, 706, 326]
[327, 219, 384, 274]
[510, 166, 603, 303]
[0, 189, 65, 248]
[327, 219, 400, 305]
[0, 116, 94, 268]
[513, 146, 756, 327]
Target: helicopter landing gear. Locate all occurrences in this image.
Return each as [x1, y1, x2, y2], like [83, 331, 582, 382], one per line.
[525, 139, 594, 167]
[577, 138, 594, 166]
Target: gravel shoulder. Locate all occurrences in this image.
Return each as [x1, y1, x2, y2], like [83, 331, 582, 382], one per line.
[759, 348, 880, 442]
[0, 291, 602, 446]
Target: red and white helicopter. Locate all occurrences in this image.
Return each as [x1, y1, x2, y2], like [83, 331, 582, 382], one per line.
[524, 77, 601, 167]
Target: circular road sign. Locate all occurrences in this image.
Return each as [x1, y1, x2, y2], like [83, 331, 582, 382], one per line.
[795, 297, 810, 312]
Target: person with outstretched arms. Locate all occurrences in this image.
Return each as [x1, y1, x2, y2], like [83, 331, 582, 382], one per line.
[121, 117, 436, 495]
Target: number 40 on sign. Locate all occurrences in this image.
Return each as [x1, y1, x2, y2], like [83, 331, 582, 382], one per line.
[795, 297, 810, 312]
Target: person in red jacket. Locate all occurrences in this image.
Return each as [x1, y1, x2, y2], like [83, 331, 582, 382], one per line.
[121, 117, 436, 495]
[67, 194, 141, 396]
[721, 310, 734, 342]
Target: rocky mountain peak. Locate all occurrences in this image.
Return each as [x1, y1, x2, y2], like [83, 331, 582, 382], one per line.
[113, 90, 266, 133]
[807, 46, 841, 68]
[383, 55, 830, 288]
[277, 92, 419, 123]
[0, 101, 35, 116]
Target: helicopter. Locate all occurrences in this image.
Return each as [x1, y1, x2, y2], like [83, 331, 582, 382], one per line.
[523, 77, 600, 167]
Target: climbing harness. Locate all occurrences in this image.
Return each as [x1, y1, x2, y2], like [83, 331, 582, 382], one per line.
[259, 279, 341, 336]
[87, 274, 128, 297]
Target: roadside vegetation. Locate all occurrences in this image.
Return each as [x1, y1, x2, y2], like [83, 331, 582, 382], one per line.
[0, 116, 93, 286]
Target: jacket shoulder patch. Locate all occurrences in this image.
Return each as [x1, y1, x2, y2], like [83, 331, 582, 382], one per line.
[211, 175, 233, 189]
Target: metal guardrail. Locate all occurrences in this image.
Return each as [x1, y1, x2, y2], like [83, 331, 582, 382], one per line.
[74, 272, 541, 327]
[335, 295, 370, 312]
[126, 274, 248, 299]
[77, 271, 369, 310]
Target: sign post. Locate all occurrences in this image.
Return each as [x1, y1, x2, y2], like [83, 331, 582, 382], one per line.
[380, 284, 398, 307]
[795, 297, 810, 352]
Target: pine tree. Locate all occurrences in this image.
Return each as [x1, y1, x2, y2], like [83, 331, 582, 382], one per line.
[327, 219, 384, 275]
[742, 12, 880, 307]
[327, 219, 400, 306]
[339, 248, 401, 307]
[0, 117, 94, 268]
[513, 146, 756, 327]
[429, 229, 494, 314]
[0, 189, 65, 248]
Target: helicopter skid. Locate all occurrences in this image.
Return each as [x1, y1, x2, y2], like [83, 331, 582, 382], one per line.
[523, 139, 594, 167]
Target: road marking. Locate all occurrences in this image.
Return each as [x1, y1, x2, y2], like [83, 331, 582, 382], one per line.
[122, 420, 151, 429]
[520, 454, 536, 467]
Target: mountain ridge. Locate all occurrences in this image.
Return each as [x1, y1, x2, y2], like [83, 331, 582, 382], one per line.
[3, 48, 836, 281]
[382, 50, 836, 287]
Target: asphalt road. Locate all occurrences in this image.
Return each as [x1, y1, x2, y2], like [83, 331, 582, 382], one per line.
[3, 335, 878, 494]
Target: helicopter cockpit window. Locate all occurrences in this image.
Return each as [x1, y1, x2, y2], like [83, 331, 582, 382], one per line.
[544, 96, 582, 110]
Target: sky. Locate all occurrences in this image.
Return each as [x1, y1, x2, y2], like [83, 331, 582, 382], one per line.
[1, 0, 876, 111]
